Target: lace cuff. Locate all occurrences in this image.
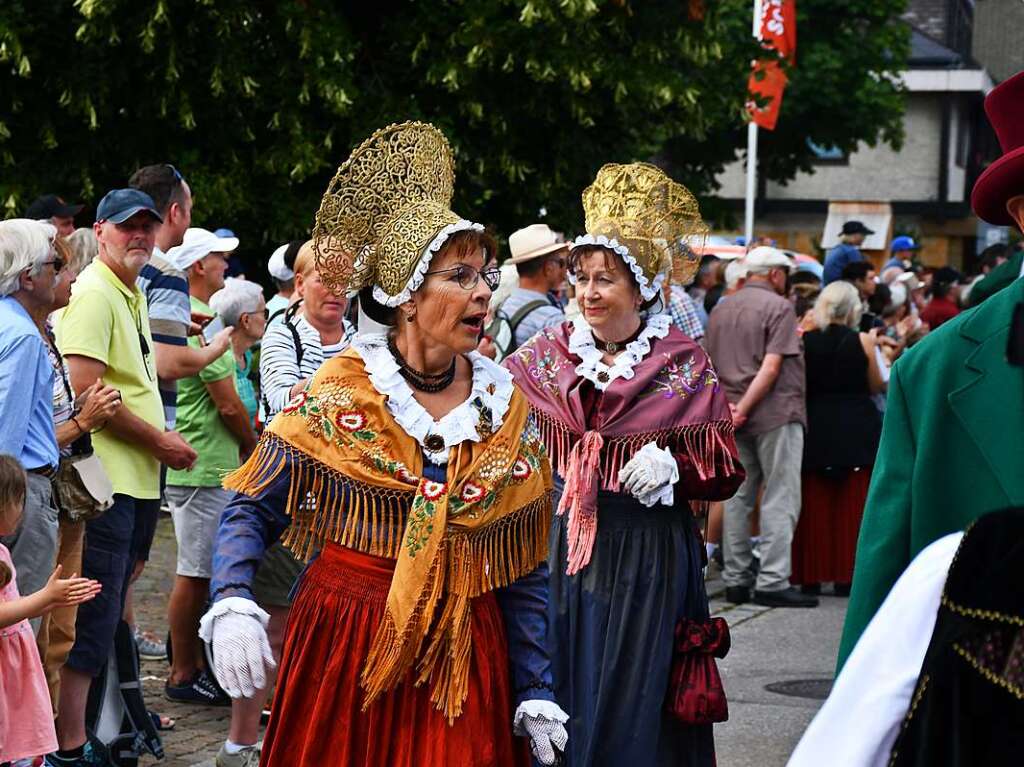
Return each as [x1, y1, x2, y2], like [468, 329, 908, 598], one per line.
[198, 596, 270, 643]
[513, 700, 570, 735]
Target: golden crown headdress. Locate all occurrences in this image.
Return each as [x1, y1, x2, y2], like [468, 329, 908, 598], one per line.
[312, 121, 482, 306]
[571, 162, 709, 298]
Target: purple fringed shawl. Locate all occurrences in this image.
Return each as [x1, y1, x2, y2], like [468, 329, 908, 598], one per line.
[504, 320, 737, 574]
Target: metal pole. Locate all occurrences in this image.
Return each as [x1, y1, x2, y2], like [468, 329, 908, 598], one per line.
[744, 122, 758, 246]
[744, 0, 763, 246]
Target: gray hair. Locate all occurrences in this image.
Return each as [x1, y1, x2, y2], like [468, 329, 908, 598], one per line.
[812, 280, 863, 331]
[65, 228, 99, 274]
[0, 219, 57, 296]
[209, 277, 265, 327]
[724, 259, 747, 289]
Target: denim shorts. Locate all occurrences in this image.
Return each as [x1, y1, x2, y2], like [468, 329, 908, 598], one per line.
[66, 494, 161, 676]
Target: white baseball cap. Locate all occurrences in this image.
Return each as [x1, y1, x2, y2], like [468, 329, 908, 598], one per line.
[744, 246, 792, 271]
[167, 227, 239, 271]
[267, 243, 293, 281]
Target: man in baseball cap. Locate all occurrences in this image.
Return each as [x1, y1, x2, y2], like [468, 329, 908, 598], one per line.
[884, 235, 921, 271]
[823, 220, 874, 285]
[25, 194, 85, 238]
[487, 224, 568, 359]
[266, 240, 303, 326]
[95, 188, 163, 225]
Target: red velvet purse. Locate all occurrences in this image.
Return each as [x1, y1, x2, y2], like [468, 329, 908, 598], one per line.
[664, 616, 731, 724]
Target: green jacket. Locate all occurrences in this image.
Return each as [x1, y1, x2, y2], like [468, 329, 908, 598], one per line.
[968, 250, 1023, 307]
[837, 276, 1024, 670]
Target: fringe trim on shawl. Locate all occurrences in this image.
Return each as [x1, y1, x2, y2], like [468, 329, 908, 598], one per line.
[556, 431, 603, 575]
[361, 493, 552, 723]
[222, 432, 415, 562]
[531, 407, 737, 491]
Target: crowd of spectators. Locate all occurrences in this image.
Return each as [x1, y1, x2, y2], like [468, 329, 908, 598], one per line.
[1, 176, 1022, 767]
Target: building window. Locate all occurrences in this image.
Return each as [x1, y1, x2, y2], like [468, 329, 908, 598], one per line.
[807, 138, 848, 165]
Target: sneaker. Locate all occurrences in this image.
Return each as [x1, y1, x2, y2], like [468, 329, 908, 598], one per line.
[44, 740, 111, 766]
[165, 668, 231, 706]
[725, 585, 751, 605]
[134, 627, 167, 661]
[753, 587, 819, 608]
[216, 743, 262, 767]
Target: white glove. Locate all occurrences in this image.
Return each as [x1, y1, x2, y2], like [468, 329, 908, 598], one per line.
[617, 442, 679, 506]
[198, 596, 276, 699]
[514, 700, 569, 766]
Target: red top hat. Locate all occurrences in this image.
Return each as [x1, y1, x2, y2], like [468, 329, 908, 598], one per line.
[971, 70, 1024, 227]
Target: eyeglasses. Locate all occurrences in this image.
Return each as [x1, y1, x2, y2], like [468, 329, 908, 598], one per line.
[424, 265, 501, 291]
[39, 257, 64, 274]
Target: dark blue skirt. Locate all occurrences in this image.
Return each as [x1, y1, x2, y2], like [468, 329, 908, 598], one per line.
[548, 490, 714, 767]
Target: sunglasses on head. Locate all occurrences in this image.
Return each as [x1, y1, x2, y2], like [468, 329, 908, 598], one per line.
[166, 163, 186, 185]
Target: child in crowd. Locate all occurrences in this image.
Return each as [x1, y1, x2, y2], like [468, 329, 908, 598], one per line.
[0, 455, 101, 767]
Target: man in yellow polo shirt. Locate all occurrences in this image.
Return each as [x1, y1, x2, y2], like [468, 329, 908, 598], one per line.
[51, 189, 197, 767]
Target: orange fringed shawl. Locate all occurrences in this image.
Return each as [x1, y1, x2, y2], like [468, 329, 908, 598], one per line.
[223, 348, 553, 722]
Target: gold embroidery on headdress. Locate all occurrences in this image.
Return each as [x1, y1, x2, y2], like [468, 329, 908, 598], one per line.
[312, 122, 458, 296]
[581, 162, 709, 287]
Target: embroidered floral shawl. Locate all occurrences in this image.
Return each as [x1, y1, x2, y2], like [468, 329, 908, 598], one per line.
[223, 348, 552, 722]
[505, 319, 736, 574]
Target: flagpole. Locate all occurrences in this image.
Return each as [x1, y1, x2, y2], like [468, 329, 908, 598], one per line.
[744, 0, 763, 245]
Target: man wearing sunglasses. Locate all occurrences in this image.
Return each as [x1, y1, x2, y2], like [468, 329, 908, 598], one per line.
[489, 224, 568, 359]
[51, 189, 197, 767]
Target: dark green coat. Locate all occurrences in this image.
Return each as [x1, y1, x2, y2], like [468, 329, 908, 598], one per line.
[968, 250, 1023, 307]
[837, 276, 1024, 670]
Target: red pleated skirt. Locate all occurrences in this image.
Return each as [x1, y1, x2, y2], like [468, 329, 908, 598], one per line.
[260, 544, 530, 767]
[790, 468, 873, 586]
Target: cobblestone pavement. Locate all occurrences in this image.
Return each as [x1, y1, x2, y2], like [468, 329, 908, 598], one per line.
[133, 513, 829, 766]
[134, 513, 242, 767]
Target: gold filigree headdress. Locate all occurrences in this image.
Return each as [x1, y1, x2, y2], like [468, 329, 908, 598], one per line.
[570, 162, 709, 297]
[312, 122, 483, 307]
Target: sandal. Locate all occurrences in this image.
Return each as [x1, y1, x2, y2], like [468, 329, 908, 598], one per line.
[149, 710, 176, 731]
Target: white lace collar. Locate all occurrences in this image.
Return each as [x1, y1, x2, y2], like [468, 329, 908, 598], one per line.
[351, 334, 515, 465]
[568, 313, 671, 391]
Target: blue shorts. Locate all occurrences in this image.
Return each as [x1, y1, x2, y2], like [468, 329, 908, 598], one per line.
[66, 494, 161, 676]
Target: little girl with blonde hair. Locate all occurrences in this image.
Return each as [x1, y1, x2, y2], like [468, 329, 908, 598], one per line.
[0, 455, 101, 766]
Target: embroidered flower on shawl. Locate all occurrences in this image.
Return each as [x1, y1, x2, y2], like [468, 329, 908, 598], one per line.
[460, 481, 486, 503]
[639, 353, 720, 401]
[335, 410, 368, 432]
[283, 390, 308, 413]
[512, 457, 533, 481]
[395, 466, 419, 485]
[421, 480, 447, 500]
[513, 347, 563, 401]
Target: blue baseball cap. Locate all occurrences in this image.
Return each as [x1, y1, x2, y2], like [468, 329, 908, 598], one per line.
[213, 228, 236, 238]
[890, 235, 920, 253]
[95, 188, 163, 225]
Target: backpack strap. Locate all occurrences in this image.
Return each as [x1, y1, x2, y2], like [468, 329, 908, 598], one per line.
[282, 300, 305, 367]
[506, 299, 552, 339]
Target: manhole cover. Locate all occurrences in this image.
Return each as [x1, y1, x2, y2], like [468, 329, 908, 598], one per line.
[764, 678, 833, 700]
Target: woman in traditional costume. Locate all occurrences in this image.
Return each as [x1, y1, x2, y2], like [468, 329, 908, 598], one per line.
[505, 163, 745, 766]
[200, 123, 569, 766]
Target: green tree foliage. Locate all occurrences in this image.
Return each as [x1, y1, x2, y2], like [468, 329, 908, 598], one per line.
[0, 0, 907, 266]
